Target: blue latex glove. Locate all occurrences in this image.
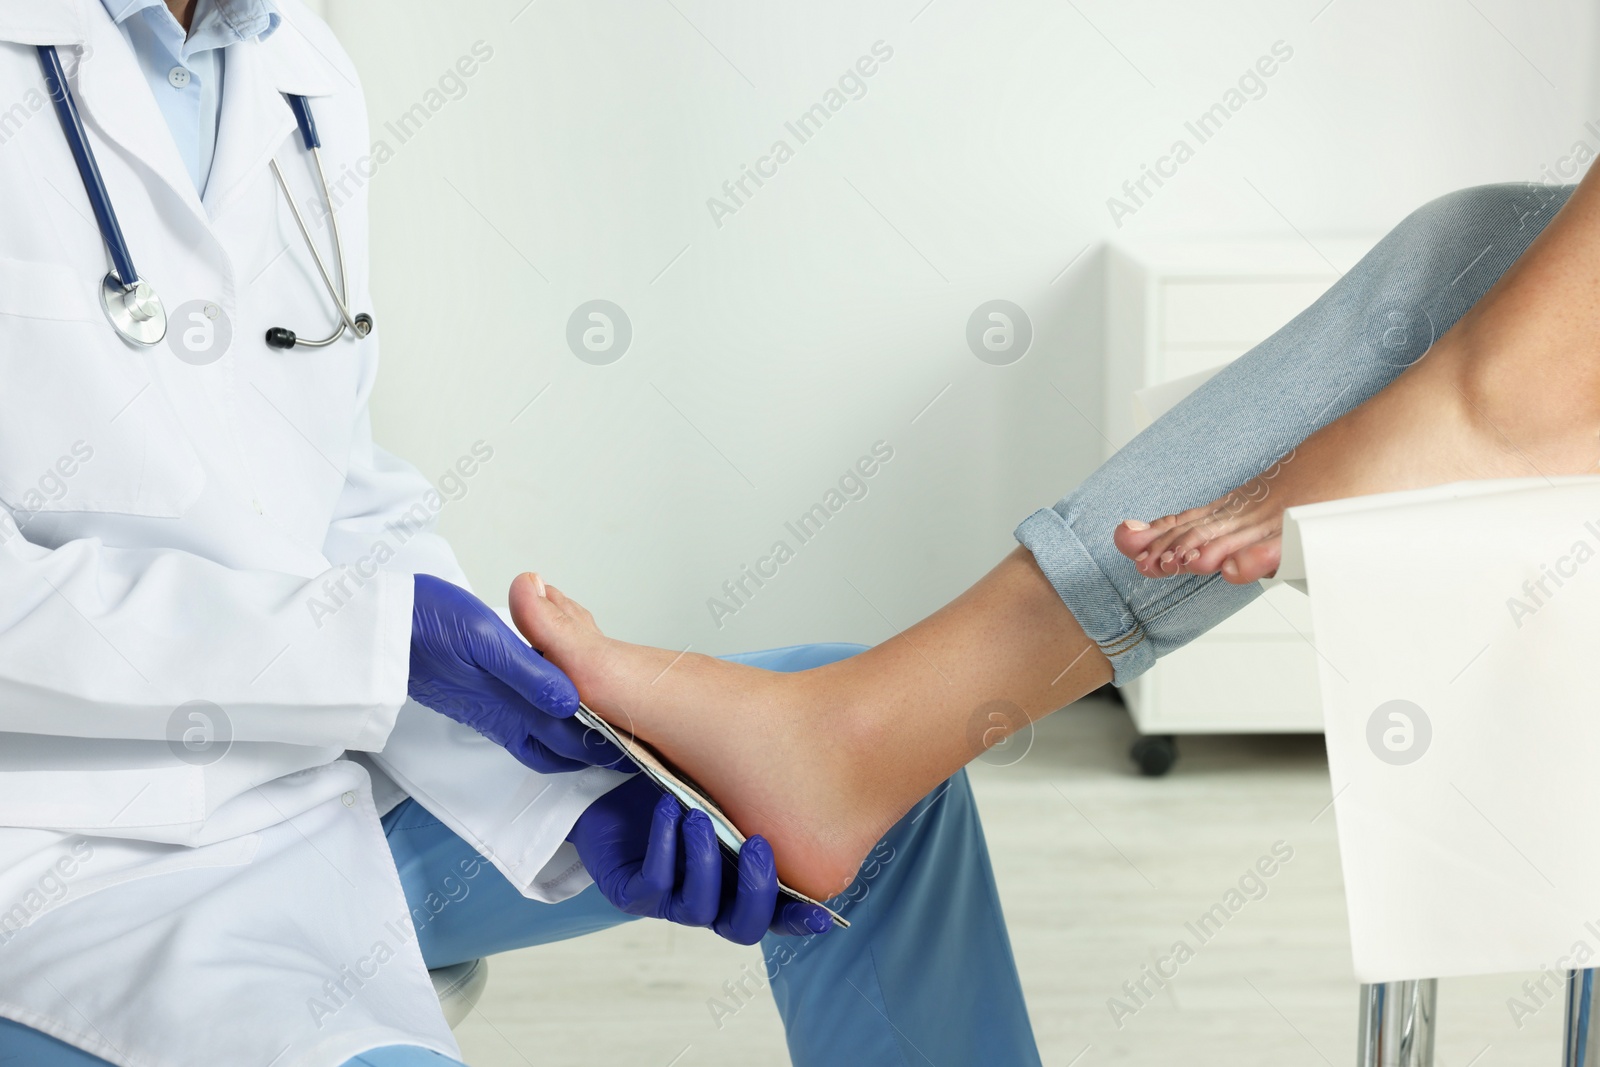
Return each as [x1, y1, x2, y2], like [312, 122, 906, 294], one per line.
[408, 573, 623, 774]
[570, 775, 835, 944]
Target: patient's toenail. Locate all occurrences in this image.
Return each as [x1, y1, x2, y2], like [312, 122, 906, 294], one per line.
[1123, 519, 1150, 531]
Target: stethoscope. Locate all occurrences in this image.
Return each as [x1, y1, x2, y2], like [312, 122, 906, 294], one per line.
[36, 45, 373, 350]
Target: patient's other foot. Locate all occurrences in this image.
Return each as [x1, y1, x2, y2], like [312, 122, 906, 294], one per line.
[1114, 176, 1600, 585]
[509, 576, 891, 901]
[1114, 337, 1600, 584]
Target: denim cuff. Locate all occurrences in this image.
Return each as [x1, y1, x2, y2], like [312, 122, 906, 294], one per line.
[1014, 505, 1153, 685]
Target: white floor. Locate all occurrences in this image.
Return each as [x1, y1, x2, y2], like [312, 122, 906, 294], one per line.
[454, 696, 1565, 1066]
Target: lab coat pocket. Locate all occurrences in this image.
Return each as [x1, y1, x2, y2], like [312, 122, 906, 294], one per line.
[0, 258, 95, 324]
[0, 830, 261, 942]
[0, 258, 205, 519]
[58, 834, 262, 917]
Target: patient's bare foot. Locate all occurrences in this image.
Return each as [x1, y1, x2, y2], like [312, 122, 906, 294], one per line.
[509, 575, 892, 901]
[1115, 226, 1600, 584]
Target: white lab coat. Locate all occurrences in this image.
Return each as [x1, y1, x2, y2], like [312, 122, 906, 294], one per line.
[0, 2, 625, 1063]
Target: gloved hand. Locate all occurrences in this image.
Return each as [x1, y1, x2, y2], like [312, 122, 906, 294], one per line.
[570, 775, 835, 945]
[408, 573, 623, 774]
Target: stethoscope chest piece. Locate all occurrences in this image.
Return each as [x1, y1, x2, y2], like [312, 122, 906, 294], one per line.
[100, 274, 166, 346]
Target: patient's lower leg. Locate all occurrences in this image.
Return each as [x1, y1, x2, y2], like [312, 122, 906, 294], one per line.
[1116, 169, 1600, 584]
[510, 549, 1110, 901]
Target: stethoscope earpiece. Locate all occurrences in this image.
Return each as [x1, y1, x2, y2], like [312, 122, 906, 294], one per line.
[264, 314, 374, 351]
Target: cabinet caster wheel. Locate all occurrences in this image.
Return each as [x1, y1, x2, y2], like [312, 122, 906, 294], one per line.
[1130, 735, 1178, 777]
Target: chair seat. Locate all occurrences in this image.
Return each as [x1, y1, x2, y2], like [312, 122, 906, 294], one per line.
[430, 958, 489, 1030]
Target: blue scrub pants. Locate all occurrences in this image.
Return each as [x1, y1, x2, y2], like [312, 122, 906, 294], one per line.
[0, 644, 1039, 1066]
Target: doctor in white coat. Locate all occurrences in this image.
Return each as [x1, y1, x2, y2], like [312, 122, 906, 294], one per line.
[0, 2, 1044, 1065]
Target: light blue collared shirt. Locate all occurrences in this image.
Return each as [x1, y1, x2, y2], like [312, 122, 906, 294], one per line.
[99, 0, 281, 196]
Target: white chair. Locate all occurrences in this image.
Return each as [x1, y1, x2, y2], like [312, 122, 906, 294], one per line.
[1279, 479, 1600, 1065]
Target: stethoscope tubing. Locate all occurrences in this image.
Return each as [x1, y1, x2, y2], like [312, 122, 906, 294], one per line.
[36, 42, 370, 351]
[271, 84, 366, 347]
[269, 148, 359, 344]
[36, 45, 141, 291]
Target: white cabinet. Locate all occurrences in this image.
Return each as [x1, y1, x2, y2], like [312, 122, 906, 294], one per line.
[1106, 238, 1377, 735]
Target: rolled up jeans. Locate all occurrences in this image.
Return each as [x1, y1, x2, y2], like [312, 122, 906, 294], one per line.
[1016, 183, 1574, 683]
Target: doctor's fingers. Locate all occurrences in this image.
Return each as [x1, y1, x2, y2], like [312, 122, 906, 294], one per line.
[638, 792, 683, 898]
[713, 835, 782, 946]
[536, 708, 628, 768]
[476, 676, 626, 769]
[671, 810, 724, 928]
[505, 733, 597, 775]
[476, 619, 582, 718]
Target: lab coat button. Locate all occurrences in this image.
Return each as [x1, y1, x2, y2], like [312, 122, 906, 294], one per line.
[167, 67, 191, 88]
[341, 791, 356, 807]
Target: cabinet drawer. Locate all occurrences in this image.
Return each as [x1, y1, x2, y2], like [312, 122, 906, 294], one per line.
[1208, 584, 1314, 636]
[1156, 346, 1249, 382]
[1123, 637, 1323, 734]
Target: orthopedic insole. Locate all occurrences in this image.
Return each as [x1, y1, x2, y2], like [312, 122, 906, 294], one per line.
[575, 705, 850, 929]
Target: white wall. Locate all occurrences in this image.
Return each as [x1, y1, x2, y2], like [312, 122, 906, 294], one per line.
[326, 0, 1596, 653]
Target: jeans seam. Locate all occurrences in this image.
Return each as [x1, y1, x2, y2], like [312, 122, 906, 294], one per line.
[1119, 573, 1236, 648]
[1100, 628, 1146, 658]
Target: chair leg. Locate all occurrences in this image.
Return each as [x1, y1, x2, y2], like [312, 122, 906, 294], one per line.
[1565, 969, 1598, 1066]
[1358, 980, 1437, 1066]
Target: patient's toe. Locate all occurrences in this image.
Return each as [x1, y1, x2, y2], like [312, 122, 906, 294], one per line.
[509, 573, 593, 659]
[1220, 539, 1282, 584]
